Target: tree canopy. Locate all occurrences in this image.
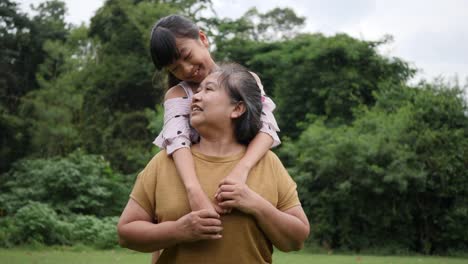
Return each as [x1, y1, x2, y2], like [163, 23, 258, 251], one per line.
[1, 0, 467, 254]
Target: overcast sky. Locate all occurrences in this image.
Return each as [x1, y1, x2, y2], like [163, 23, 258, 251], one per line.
[20, 0, 468, 88]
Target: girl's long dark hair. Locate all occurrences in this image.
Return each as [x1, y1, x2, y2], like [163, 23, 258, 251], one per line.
[150, 15, 200, 88]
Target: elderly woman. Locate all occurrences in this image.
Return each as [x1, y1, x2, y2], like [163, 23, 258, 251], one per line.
[117, 64, 310, 263]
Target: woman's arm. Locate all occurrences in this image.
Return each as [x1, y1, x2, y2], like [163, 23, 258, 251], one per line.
[253, 202, 309, 251]
[117, 199, 222, 253]
[216, 180, 309, 252]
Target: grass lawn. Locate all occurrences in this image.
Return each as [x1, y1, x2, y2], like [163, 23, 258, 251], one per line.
[0, 247, 467, 264]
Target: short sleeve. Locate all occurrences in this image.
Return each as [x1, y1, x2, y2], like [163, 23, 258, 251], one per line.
[260, 96, 281, 148]
[271, 154, 301, 211]
[249, 72, 281, 148]
[129, 155, 160, 220]
[153, 97, 199, 155]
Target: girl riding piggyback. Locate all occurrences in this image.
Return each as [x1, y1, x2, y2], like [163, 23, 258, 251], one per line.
[150, 14, 280, 215]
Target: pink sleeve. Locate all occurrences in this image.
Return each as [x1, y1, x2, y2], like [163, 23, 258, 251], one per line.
[153, 97, 199, 155]
[250, 72, 281, 148]
[260, 96, 281, 148]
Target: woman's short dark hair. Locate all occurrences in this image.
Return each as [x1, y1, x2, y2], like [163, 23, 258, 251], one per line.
[150, 15, 200, 88]
[216, 64, 263, 145]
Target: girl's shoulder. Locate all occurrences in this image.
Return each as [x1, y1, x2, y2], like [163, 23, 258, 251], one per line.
[164, 82, 191, 101]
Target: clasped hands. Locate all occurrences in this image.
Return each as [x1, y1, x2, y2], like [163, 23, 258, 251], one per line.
[176, 179, 264, 243]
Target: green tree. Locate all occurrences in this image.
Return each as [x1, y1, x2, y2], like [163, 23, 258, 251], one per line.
[19, 26, 93, 157]
[250, 34, 415, 138]
[281, 81, 468, 254]
[209, 8, 413, 138]
[0, 0, 69, 172]
[208, 7, 305, 62]
[0, 0, 32, 172]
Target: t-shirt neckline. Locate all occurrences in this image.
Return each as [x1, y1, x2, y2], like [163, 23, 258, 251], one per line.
[191, 148, 245, 163]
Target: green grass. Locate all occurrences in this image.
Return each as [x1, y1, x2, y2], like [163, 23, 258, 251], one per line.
[0, 247, 467, 264]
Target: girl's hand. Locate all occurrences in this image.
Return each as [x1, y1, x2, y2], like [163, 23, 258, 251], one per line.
[215, 179, 265, 216]
[224, 163, 250, 183]
[214, 164, 250, 214]
[176, 209, 223, 242]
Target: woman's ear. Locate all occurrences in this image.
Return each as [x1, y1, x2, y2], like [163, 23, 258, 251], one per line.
[230, 102, 246, 119]
[199, 30, 209, 48]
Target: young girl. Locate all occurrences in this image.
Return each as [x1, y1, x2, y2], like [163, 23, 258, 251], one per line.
[150, 14, 280, 216]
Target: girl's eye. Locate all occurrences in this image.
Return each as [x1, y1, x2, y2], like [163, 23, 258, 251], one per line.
[185, 52, 192, 60]
[169, 65, 178, 72]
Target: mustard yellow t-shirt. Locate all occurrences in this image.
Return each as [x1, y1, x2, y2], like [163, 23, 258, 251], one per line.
[130, 149, 300, 264]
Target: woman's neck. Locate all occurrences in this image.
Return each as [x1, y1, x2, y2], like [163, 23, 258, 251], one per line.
[193, 131, 245, 157]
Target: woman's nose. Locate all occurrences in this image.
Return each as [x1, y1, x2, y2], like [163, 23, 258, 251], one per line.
[192, 90, 201, 102]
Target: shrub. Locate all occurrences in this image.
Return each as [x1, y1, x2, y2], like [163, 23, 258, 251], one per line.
[68, 215, 119, 249]
[0, 150, 130, 217]
[0, 216, 19, 247]
[14, 201, 71, 245]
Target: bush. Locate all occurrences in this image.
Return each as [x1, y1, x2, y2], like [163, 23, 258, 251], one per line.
[94, 217, 119, 249]
[0, 150, 130, 217]
[0, 216, 19, 247]
[0, 211, 118, 248]
[69, 215, 118, 249]
[14, 201, 71, 245]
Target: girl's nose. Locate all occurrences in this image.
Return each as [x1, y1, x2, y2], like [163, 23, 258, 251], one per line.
[182, 63, 193, 77]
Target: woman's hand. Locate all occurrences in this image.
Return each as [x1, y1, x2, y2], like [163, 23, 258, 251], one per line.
[215, 179, 266, 216]
[176, 209, 223, 242]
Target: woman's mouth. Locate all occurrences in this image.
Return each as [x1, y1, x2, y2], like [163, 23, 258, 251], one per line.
[191, 105, 203, 113]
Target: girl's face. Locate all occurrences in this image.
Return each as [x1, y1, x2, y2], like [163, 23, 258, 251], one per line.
[167, 31, 215, 84]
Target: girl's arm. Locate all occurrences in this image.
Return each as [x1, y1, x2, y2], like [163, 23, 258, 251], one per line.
[224, 132, 273, 183]
[173, 148, 216, 212]
[154, 85, 216, 213]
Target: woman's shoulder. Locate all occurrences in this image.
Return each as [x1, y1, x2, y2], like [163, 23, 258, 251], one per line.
[146, 150, 173, 167]
[261, 150, 282, 165]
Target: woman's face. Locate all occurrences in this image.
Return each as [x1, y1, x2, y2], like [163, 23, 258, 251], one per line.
[190, 73, 237, 129]
[167, 32, 215, 84]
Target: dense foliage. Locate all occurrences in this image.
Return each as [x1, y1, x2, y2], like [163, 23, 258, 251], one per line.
[279, 84, 468, 254]
[1, 0, 467, 254]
